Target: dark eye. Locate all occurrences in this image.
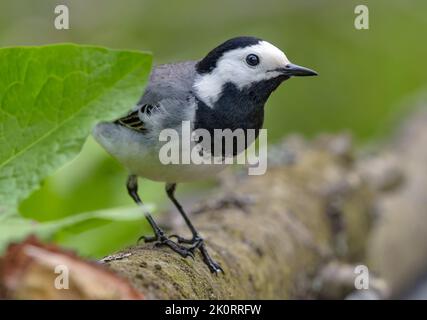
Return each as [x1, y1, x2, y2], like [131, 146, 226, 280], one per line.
[245, 54, 259, 66]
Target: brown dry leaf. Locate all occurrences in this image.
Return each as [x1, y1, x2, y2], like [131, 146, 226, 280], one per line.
[0, 236, 143, 299]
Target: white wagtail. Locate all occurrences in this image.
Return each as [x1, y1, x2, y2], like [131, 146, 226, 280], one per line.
[93, 36, 317, 273]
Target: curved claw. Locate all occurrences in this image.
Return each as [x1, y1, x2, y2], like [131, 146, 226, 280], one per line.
[137, 234, 157, 244]
[211, 262, 224, 274]
[187, 251, 195, 260]
[199, 243, 223, 274]
[168, 234, 181, 241]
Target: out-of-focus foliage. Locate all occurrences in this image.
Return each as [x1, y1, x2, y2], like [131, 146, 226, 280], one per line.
[0, 0, 426, 257]
[0, 206, 150, 254]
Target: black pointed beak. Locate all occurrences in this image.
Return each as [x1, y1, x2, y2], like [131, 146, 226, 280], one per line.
[280, 63, 318, 77]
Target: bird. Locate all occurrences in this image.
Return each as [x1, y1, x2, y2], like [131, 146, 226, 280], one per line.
[93, 36, 317, 273]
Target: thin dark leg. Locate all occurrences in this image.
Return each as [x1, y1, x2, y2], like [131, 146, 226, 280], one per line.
[127, 175, 193, 258]
[166, 183, 223, 273]
[166, 183, 199, 239]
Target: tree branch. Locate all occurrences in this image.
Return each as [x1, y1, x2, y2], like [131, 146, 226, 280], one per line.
[103, 136, 373, 299]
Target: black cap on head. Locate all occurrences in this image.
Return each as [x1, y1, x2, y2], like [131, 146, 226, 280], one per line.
[196, 36, 261, 74]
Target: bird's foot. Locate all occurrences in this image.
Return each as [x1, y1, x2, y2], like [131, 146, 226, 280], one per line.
[169, 234, 202, 246]
[170, 234, 223, 274]
[199, 242, 223, 274]
[139, 233, 223, 273]
[138, 233, 195, 259]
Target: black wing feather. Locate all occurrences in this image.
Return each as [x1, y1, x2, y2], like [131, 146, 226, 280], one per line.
[114, 104, 157, 132]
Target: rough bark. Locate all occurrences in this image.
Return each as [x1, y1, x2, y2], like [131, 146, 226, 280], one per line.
[103, 135, 374, 299]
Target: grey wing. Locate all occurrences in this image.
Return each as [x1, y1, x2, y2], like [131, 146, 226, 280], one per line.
[115, 61, 198, 133]
[138, 60, 198, 105]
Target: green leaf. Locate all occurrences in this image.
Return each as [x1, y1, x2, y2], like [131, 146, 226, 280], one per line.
[0, 44, 152, 216]
[0, 205, 153, 253]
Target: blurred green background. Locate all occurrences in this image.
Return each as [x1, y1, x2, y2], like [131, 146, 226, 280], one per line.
[1, 0, 426, 257]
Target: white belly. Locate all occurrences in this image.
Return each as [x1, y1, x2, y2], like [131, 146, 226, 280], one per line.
[129, 154, 228, 182]
[93, 122, 229, 183]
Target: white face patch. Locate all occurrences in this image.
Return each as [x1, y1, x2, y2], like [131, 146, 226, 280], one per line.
[193, 41, 291, 107]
